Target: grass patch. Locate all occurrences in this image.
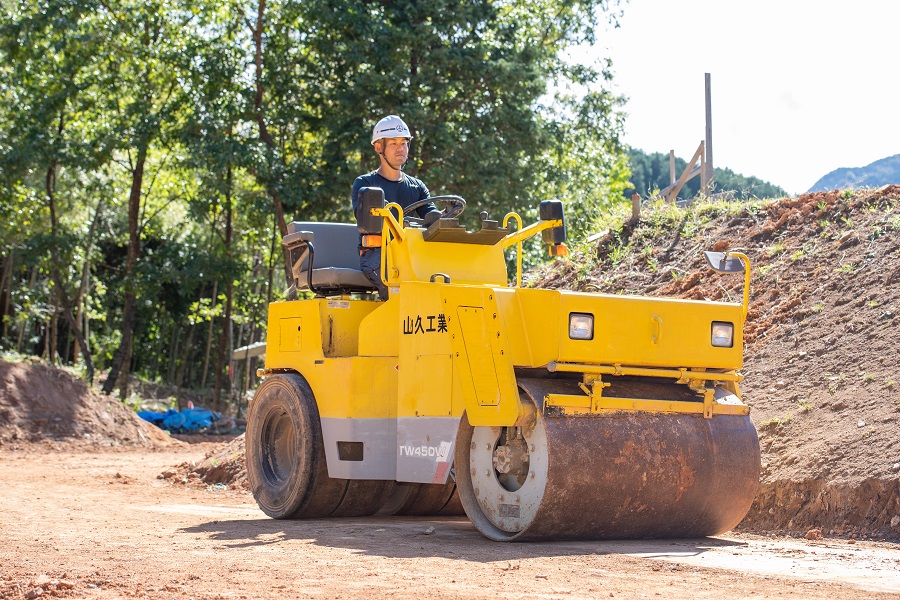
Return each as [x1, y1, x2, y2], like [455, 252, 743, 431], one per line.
[889, 214, 900, 231]
[608, 244, 628, 265]
[767, 241, 786, 256]
[760, 414, 792, 431]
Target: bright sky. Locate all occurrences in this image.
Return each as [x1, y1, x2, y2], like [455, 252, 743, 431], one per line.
[571, 0, 900, 195]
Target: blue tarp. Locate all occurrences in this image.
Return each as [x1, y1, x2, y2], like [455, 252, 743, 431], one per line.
[137, 407, 220, 433]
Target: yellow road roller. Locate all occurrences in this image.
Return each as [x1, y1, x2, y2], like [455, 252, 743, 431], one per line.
[247, 189, 760, 541]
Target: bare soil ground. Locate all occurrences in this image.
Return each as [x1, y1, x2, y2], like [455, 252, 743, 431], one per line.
[2, 446, 900, 600]
[2, 187, 900, 598]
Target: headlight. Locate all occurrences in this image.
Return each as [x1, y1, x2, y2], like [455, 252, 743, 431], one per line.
[711, 321, 734, 348]
[569, 313, 594, 340]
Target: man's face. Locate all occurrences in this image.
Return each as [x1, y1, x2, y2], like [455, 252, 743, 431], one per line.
[378, 137, 409, 165]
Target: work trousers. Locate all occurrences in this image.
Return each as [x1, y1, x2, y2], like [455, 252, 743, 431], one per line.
[360, 248, 388, 300]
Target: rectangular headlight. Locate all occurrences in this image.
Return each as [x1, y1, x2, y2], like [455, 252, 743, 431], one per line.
[569, 313, 594, 340]
[711, 321, 734, 348]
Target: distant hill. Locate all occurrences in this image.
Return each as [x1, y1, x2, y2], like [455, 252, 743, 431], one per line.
[808, 154, 900, 192]
[625, 148, 786, 201]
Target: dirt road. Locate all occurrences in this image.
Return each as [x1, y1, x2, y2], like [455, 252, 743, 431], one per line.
[1, 445, 898, 600]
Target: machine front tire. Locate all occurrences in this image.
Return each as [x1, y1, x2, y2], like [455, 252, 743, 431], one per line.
[245, 373, 326, 519]
[246, 373, 395, 519]
[377, 481, 464, 516]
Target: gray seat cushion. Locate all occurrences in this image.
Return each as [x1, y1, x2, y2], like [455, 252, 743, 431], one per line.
[308, 266, 373, 289]
[287, 221, 376, 294]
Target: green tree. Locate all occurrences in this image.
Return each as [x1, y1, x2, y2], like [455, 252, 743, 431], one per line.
[95, 0, 193, 397]
[0, 0, 631, 414]
[0, 0, 120, 380]
[247, 0, 627, 231]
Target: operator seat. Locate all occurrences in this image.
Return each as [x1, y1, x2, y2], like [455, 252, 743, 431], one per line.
[283, 221, 376, 296]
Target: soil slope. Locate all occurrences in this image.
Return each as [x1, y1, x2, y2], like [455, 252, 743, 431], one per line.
[537, 185, 900, 538]
[0, 358, 175, 449]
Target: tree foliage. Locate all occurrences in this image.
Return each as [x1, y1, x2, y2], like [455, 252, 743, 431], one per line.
[0, 0, 628, 410]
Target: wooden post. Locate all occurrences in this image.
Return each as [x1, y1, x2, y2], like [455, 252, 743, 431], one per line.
[700, 140, 707, 194]
[669, 150, 676, 185]
[663, 142, 705, 204]
[704, 72, 714, 193]
[631, 194, 641, 221]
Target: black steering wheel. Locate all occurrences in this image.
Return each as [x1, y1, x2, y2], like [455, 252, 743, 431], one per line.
[402, 195, 466, 225]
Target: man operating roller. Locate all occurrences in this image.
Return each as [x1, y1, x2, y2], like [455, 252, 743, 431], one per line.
[352, 115, 441, 300]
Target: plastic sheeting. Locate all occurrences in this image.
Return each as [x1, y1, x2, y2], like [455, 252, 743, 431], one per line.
[137, 407, 220, 432]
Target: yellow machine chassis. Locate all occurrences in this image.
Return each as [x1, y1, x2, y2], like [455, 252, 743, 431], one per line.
[248, 200, 760, 541]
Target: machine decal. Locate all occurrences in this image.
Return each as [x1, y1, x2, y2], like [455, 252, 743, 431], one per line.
[432, 461, 451, 484]
[403, 314, 448, 335]
[399, 440, 451, 459]
[396, 417, 459, 484]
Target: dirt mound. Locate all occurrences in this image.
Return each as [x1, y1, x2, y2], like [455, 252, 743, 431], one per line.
[537, 185, 900, 538]
[160, 434, 248, 491]
[0, 358, 176, 449]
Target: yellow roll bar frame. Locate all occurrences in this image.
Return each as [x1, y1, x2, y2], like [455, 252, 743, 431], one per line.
[369, 204, 562, 289]
[727, 251, 752, 319]
[501, 218, 562, 249]
[502, 212, 523, 287]
[371, 203, 405, 288]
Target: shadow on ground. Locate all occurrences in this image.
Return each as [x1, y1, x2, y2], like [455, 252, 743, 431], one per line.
[179, 515, 747, 562]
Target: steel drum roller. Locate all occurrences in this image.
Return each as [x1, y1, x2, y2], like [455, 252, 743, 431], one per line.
[456, 378, 761, 541]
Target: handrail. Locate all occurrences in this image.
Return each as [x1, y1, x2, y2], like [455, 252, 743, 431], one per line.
[372, 203, 405, 289]
[502, 212, 523, 287]
[727, 251, 752, 319]
[371, 203, 405, 242]
[500, 218, 562, 250]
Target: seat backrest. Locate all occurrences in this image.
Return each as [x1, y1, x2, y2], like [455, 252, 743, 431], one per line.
[286, 221, 360, 270]
[284, 221, 374, 296]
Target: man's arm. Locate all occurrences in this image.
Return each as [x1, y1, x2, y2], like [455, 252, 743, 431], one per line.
[413, 179, 441, 221]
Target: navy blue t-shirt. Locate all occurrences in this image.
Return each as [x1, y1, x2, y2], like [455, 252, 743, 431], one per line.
[351, 171, 437, 219]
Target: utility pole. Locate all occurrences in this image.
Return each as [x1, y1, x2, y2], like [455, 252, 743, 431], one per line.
[704, 72, 714, 194]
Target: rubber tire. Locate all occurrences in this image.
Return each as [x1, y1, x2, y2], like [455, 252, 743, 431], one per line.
[377, 481, 464, 516]
[246, 374, 334, 518]
[246, 373, 395, 519]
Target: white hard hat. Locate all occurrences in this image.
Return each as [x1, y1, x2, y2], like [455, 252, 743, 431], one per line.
[371, 115, 412, 145]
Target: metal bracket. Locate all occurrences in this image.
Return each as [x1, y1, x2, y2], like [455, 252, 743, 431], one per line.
[688, 377, 708, 393]
[702, 388, 715, 419]
[578, 374, 611, 413]
[691, 375, 715, 418]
